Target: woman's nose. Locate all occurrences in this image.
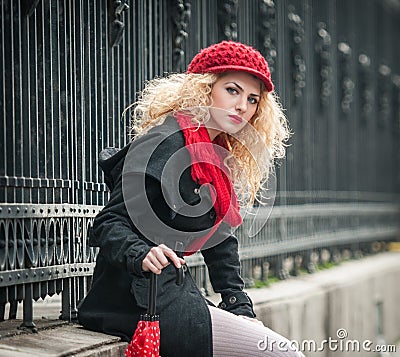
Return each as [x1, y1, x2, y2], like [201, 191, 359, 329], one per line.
[235, 96, 247, 113]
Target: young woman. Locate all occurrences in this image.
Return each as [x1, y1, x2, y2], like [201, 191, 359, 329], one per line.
[78, 41, 303, 357]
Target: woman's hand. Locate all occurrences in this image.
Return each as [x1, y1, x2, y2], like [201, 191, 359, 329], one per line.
[142, 244, 186, 274]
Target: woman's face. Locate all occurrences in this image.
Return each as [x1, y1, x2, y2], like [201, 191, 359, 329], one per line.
[207, 71, 262, 140]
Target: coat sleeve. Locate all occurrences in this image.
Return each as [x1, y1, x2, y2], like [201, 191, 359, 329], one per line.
[89, 125, 183, 277]
[90, 125, 212, 276]
[201, 235, 256, 318]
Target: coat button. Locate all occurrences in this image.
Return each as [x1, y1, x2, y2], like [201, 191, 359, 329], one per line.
[220, 302, 226, 309]
[209, 211, 216, 220]
[229, 296, 237, 304]
[194, 188, 200, 194]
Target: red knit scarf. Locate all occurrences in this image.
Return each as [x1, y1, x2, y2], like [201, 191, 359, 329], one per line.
[174, 112, 242, 229]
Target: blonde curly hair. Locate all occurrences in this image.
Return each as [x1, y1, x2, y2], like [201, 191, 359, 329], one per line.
[124, 72, 290, 207]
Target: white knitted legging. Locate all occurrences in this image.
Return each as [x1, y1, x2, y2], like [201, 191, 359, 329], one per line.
[208, 306, 305, 357]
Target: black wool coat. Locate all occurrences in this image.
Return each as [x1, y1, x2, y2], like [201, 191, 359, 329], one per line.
[77, 116, 255, 357]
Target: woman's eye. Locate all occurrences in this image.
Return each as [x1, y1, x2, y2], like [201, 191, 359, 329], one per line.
[248, 97, 258, 105]
[226, 87, 238, 94]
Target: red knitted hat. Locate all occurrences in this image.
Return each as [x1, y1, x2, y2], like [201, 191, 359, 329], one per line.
[187, 41, 274, 92]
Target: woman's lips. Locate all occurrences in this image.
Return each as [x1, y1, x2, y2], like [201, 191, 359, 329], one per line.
[229, 114, 243, 124]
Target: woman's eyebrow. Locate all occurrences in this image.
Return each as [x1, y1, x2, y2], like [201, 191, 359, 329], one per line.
[225, 81, 260, 97]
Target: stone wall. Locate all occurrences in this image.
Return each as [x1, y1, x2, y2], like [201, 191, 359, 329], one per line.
[248, 252, 400, 357]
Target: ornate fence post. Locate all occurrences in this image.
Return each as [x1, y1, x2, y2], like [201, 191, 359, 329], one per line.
[358, 53, 373, 124]
[315, 22, 332, 110]
[258, 0, 277, 75]
[288, 4, 306, 104]
[377, 64, 392, 129]
[217, 0, 238, 41]
[108, 0, 130, 47]
[171, 0, 192, 72]
[337, 42, 354, 117]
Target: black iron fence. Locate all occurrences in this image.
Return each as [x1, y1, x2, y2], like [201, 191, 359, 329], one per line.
[1, 0, 400, 328]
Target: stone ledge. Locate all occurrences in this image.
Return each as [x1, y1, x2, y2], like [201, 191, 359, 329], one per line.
[0, 319, 68, 339]
[0, 323, 127, 357]
[74, 341, 128, 357]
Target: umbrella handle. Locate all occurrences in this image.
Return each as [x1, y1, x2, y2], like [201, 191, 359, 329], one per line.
[174, 241, 185, 286]
[166, 256, 185, 286]
[147, 265, 185, 315]
[175, 265, 185, 286]
[148, 272, 157, 316]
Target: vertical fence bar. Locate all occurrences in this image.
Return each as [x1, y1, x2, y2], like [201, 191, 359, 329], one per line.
[0, 1, 5, 204]
[21, 284, 35, 329]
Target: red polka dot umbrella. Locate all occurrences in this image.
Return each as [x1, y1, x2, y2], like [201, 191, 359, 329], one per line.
[125, 273, 161, 357]
[125, 317, 160, 357]
[125, 266, 184, 357]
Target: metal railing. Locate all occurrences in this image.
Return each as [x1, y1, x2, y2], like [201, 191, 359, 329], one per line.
[0, 204, 100, 327]
[187, 200, 400, 293]
[1, 200, 398, 327]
